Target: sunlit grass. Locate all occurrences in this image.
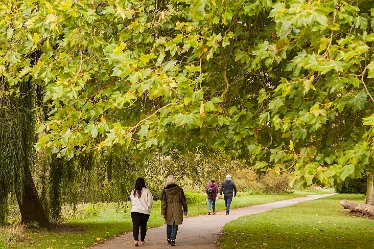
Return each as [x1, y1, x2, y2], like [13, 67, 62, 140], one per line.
[2, 192, 301, 248]
[220, 194, 374, 249]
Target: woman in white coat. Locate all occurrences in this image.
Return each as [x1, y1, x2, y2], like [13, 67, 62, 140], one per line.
[130, 177, 153, 246]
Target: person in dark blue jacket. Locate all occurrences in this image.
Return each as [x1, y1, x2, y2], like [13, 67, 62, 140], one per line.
[219, 174, 237, 215]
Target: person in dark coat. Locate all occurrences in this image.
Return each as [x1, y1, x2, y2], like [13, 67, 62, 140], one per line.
[205, 178, 218, 215]
[161, 175, 188, 246]
[219, 174, 237, 215]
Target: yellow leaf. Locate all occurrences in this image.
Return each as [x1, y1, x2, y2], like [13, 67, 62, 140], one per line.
[289, 140, 294, 150]
[199, 101, 205, 116]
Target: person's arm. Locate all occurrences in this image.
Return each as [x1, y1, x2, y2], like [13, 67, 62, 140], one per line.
[147, 189, 153, 209]
[181, 189, 188, 215]
[233, 182, 237, 197]
[161, 190, 167, 218]
[220, 182, 224, 195]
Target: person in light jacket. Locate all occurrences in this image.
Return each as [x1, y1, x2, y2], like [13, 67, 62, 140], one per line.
[130, 177, 153, 247]
[220, 174, 237, 215]
[161, 175, 188, 246]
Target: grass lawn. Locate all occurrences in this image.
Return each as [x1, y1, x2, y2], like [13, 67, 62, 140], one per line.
[0, 192, 304, 249]
[219, 194, 374, 249]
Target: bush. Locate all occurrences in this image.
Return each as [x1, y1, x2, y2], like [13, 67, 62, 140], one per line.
[184, 192, 206, 204]
[0, 224, 29, 246]
[232, 169, 291, 194]
[335, 177, 367, 194]
[259, 169, 291, 193]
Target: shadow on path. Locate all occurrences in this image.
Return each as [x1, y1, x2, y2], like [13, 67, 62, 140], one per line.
[91, 194, 335, 249]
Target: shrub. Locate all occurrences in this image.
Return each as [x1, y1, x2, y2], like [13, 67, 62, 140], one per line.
[232, 169, 291, 194]
[259, 169, 291, 193]
[335, 177, 367, 194]
[233, 168, 263, 193]
[0, 224, 29, 246]
[184, 192, 206, 204]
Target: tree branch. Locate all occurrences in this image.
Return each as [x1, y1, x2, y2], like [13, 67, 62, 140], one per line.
[361, 66, 374, 102]
[129, 103, 174, 133]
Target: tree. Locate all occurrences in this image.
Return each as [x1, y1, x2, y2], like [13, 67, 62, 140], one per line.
[1, 0, 374, 222]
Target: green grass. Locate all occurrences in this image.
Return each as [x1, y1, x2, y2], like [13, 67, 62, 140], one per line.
[1, 192, 300, 249]
[219, 194, 374, 249]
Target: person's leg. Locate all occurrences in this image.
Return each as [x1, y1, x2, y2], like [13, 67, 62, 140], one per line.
[131, 212, 140, 245]
[170, 223, 178, 246]
[226, 197, 232, 214]
[224, 195, 228, 214]
[212, 198, 216, 214]
[140, 213, 150, 242]
[207, 198, 213, 214]
[167, 224, 172, 243]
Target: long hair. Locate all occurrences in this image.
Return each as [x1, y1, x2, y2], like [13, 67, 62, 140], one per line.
[133, 177, 146, 198]
[165, 175, 177, 186]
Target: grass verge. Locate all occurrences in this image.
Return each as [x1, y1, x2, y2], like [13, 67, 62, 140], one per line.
[1, 192, 301, 248]
[219, 194, 374, 249]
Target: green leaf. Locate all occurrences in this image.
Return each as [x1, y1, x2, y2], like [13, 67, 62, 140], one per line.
[145, 138, 158, 148]
[349, 91, 367, 110]
[137, 125, 149, 138]
[363, 114, 374, 126]
[340, 164, 355, 181]
[367, 60, 374, 78]
[7, 28, 13, 40]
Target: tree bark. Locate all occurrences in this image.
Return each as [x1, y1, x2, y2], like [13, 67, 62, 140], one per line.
[366, 172, 374, 205]
[340, 200, 374, 216]
[17, 165, 50, 227]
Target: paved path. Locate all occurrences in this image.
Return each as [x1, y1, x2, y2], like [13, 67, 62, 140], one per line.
[91, 194, 335, 249]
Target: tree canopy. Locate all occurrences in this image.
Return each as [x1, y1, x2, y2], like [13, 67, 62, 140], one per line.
[1, 0, 373, 200]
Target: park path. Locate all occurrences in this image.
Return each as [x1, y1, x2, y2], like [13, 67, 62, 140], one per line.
[91, 193, 335, 249]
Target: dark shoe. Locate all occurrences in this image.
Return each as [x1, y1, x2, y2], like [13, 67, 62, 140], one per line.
[167, 239, 171, 245]
[212, 212, 216, 215]
[171, 240, 176, 246]
[208, 212, 211, 215]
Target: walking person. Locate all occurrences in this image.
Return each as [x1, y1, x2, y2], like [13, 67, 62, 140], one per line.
[220, 174, 237, 215]
[206, 178, 218, 215]
[161, 175, 188, 246]
[130, 177, 153, 247]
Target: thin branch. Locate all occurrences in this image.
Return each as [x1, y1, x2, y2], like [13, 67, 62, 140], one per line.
[129, 103, 174, 133]
[361, 66, 374, 102]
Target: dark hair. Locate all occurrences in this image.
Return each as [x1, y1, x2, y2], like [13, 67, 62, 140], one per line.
[133, 178, 146, 198]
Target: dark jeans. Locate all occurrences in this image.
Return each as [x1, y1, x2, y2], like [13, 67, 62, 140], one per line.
[207, 198, 216, 213]
[131, 212, 150, 241]
[224, 195, 233, 214]
[167, 223, 179, 241]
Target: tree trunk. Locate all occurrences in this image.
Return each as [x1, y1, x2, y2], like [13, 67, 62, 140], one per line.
[15, 80, 50, 227]
[340, 200, 374, 216]
[0, 183, 7, 224]
[17, 165, 50, 227]
[366, 172, 374, 205]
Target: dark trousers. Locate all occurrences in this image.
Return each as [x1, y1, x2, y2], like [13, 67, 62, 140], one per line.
[131, 212, 150, 241]
[167, 222, 179, 241]
[224, 195, 233, 214]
